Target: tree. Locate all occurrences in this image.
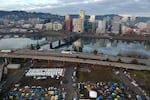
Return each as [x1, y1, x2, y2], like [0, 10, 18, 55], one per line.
[106, 58, 110, 61]
[93, 49, 98, 55]
[30, 44, 34, 50]
[131, 59, 138, 64]
[36, 42, 40, 49]
[130, 51, 138, 58]
[117, 58, 122, 63]
[79, 47, 82, 52]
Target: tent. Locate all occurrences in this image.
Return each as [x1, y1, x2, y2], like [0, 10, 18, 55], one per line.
[89, 90, 97, 98]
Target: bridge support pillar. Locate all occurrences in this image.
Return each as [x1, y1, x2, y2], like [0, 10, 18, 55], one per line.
[8, 58, 12, 64]
[58, 40, 61, 47]
[48, 60, 51, 66]
[32, 59, 37, 64]
[50, 42, 53, 49]
[4, 58, 8, 64]
[110, 39, 113, 45]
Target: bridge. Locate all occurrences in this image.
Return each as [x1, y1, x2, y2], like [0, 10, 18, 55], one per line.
[0, 50, 150, 71]
[47, 33, 78, 49]
[26, 33, 79, 49]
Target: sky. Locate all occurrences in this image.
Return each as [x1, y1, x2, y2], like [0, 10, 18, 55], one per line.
[0, 0, 150, 17]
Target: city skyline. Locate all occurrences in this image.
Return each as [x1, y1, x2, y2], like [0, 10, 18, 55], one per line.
[0, 0, 150, 17]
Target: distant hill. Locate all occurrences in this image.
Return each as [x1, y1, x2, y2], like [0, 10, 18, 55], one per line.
[0, 11, 64, 22]
[0, 11, 149, 23]
[136, 17, 150, 23]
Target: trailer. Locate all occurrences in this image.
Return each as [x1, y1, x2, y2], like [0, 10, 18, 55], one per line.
[1, 50, 13, 53]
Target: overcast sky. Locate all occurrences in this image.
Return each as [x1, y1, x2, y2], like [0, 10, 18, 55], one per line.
[0, 0, 150, 17]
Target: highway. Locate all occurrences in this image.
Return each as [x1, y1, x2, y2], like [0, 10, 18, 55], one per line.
[0, 50, 150, 70]
[14, 49, 149, 64]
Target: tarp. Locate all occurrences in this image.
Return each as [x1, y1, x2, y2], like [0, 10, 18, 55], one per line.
[89, 90, 97, 98]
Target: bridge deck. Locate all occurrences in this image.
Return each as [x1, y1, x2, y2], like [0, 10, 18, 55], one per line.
[0, 50, 150, 71]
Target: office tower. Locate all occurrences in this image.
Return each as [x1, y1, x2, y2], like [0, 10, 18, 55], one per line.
[96, 20, 106, 34]
[130, 15, 136, 27]
[103, 16, 111, 32]
[111, 16, 121, 34]
[121, 16, 129, 26]
[72, 18, 84, 33]
[89, 15, 95, 22]
[147, 21, 150, 33]
[88, 15, 96, 32]
[79, 10, 85, 19]
[122, 16, 128, 22]
[65, 13, 71, 31]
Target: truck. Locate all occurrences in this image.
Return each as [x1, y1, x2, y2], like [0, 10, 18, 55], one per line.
[1, 50, 14, 53]
[61, 50, 73, 54]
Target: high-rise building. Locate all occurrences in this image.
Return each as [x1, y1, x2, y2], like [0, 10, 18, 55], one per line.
[147, 21, 150, 34]
[72, 18, 84, 33]
[88, 15, 96, 32]
[121, 16, 129, 26]
[111, 16, 121, 34]
[89, 15, 95, 22]
[122, 16, 129, 22]
[96, 20, 106, 34]
[65, 13, 71, 31]
[79, 10, 85, 19]
[130, 15, 136, 27]
[103, 16, 111, 32]
[65, 13, 70, 21]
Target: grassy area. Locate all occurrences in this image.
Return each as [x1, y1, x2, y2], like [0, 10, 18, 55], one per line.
[129, 70, 150, 94]
[77, 66, 119, 82]
[129, 70, 150, 78]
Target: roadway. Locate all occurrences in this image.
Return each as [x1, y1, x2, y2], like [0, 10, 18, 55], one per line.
[0, 61, 31, 97]
[117, 71, 147, 99]
[0, 50, 150, 70]
[14, 49, 149, 64]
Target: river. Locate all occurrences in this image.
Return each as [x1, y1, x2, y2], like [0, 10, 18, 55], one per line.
[0, 36, 150, 58]
[0, 37, 46, 49]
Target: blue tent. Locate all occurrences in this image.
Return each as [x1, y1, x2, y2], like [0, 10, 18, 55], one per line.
[41, 97, 45, 100]
[96, 96, 102, 100]
[29, 97, 33, 100]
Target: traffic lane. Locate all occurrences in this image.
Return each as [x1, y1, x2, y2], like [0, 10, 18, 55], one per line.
[0, 53, 150, 70]
[12, 50, 149, 64]
[118, 71, 146, 99]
